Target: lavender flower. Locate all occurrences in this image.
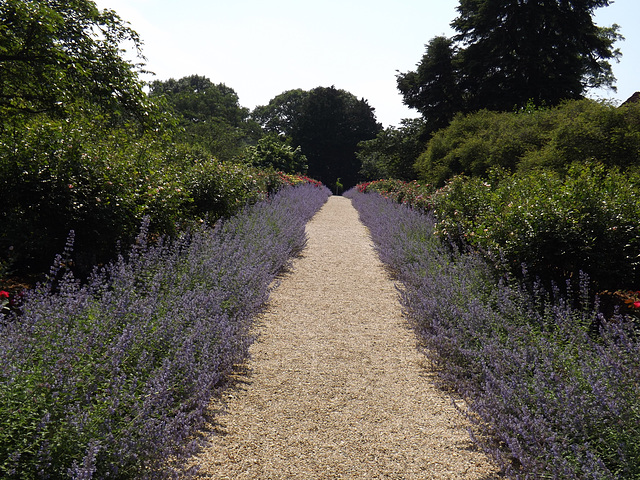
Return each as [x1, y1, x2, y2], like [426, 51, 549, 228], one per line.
[0, 183, 330, 479]
[346, 188, 640, 480]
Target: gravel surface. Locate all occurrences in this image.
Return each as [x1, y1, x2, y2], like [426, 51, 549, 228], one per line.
[186, 195, 501, 479]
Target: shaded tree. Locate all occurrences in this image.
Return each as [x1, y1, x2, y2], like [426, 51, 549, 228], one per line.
[453, 0, 622, 111]
[251, 89, 309, 136]
[292, 86, 381, 191]
[397, 36, 463, 136]
[357, 118, 426, 181]
[254, 86, 381, 191]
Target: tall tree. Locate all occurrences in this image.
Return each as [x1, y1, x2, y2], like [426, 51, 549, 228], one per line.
[397, 36, 463, 135]
[0, 0, 150, 124]
[398, 0, 622, 130]
[453, 0, 622, 111]
[253, 87, 381, 190]
[251, 89, 309, 136]
[292, 86, 381, 190]
[149, 75, 261, 161]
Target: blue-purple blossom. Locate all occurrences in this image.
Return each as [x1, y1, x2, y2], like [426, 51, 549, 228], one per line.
[0, 183, 330, 479]
[346, 188, 640, 480]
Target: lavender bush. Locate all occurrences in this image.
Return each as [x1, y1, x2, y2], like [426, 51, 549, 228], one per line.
[345, 188, 640, 479]
[0, 183, 330, 479]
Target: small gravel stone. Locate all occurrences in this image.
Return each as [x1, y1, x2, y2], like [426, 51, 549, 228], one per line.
[185, 196, 501, 479]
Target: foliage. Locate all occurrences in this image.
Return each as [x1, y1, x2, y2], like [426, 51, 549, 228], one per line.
[357, 163, 640, 294]
[347, 189, 640, 479]
[398, 0, 622, 132]
[357, 118, 426, 181]
[453, 0, 621, 110]
[148, 75, 261, 162]
[429, 165, 640, 293]
[243, 133, 308, 174]
[396, 36, 463, 135]
[293, 86, 382, 191]
[251, 88, 309, 136]
[0, 113, 306, 281]
[0, 183, 330, 479]
[415, 99, 640, 186]
[253, 86, 382, 191]
[0, 0, 150, 125]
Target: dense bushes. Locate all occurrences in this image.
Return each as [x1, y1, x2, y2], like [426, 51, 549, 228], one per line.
[431, 165, 640, 292]
[347, 189, 640, 479]
[415, 99, 640, 186]
[0, 183, 330, 479]
[0, 114, 307, 280]
[356, 164, 640, 294]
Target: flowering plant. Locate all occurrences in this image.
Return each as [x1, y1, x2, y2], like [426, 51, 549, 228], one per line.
[0, 290, 9, 315]
[0, 183, 330, 478]
[349, 189, 640, 479]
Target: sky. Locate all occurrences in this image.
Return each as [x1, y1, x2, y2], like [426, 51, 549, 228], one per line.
[94, 0, 639, 128]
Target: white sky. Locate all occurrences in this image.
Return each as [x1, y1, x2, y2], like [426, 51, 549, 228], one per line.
[94, 0, 639, 128]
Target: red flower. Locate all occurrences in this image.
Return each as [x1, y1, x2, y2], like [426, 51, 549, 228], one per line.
[633, 301, 640, 309]
[0, 291, 9, 299]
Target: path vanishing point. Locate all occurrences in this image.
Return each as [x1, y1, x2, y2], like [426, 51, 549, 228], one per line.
[187, 195, 501, 479]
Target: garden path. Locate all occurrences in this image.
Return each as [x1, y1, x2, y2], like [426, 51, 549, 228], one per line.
[187, 195, 500, 479]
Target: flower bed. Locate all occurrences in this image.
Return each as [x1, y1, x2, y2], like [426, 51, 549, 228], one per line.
[346, 188, 640, 479]
[0, 183, 330, 479]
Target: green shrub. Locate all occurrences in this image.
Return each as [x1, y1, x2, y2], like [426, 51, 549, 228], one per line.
[243, 133, 308, 174]
[0, 115, 300, 281]
[431, 165, 640, 292]
[416, 99, 640, 186]
[0, 116, 145, 273]
[519, 99, 640, 172]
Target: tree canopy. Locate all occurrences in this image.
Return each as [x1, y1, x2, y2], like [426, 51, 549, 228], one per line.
[253, 86, 381, 190]
[398, 0, 622, 133]
[357, 118, 426, 181]
[149, 75, 261, 161]
[397, 36, 463, 136]
[251, 88, 309, 137]
[0, 0, 150, 124]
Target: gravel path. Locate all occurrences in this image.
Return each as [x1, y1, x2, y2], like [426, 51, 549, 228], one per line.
[188, 196, 500, 479]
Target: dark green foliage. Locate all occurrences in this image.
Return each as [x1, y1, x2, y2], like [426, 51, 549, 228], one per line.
[0, 0, 150, 124]
[149, 75, 261, 161]
[357, 118, 426, 181]
[430, 165, 640, 292]
[398, 1, 621, 132]
[415, 99, 640, 186]
[452, 0, 621, 111]
[396, 37, 463, 135]
[251, 88, 309, 136]
[0, 113, 293, 280]
[292, 86, 382, 190]
[253, 86, 382, 191]
[243, 133, 308, 174]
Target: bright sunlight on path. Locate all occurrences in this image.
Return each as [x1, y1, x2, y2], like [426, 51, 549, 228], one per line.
[187, 196, 500, 479]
